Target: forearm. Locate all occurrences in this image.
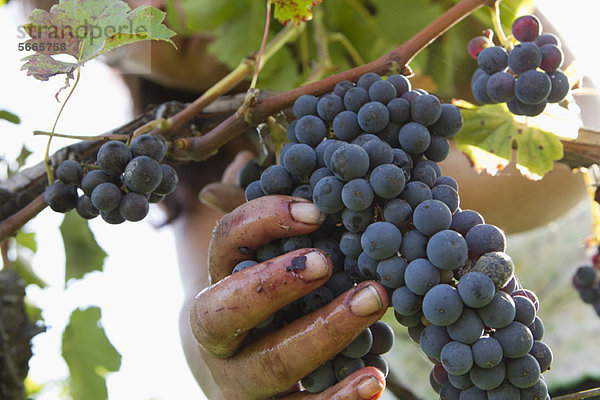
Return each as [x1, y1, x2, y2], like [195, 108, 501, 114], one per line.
[172, 203, 225, 398]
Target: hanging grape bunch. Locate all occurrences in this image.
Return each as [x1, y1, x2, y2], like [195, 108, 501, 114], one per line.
[572, 246, 600, 317]
[236, 68, 553, 398]
[44, 133, 178, 224]
[470, 14, 570, 117]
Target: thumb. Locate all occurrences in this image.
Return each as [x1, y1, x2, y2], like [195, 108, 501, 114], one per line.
[198, 150, 256, 212]
[199, 183, 246, 213]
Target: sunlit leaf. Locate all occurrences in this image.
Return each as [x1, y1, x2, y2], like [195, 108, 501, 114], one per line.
[454, 100, 564, 179]
[15, 230, 37, 253]
[273, 0, 323, 25]
[62, 307, 121, 400]
[21, 0, 176, 83]
[59, 211, 107, 284]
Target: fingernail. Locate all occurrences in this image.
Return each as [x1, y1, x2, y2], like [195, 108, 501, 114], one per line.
[357, 376, 384, 399]
[350, 285, 383, 316]
[290, 202, 325, 224]
[199, 188, 222, 210]
[290, 251, 330, 281]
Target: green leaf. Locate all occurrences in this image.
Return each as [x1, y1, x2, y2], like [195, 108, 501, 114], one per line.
[454, 101, 564, 179]
[0, 110, 20, 124]
[206, 1, 265, 69]
[15, 145, 33, 170]
[273, 0, 323, 25]
[59, 211, 107, 284]
[62, 307, 121, 400]
[21, 0, 176, 82]
[15, 230, 37, 253]
[13, 256, 47, 289]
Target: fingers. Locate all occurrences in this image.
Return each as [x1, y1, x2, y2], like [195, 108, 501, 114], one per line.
[208, 196, 325, 282]
[220, 282, 389, 397]
[222, 150, 255, 185]
[191, 249, 332, 358]
[199, 183, 246, 213]
[284, 367, 386, 400]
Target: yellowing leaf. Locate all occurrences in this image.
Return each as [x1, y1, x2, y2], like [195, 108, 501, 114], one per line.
[21, 0, 176, 82]
[454, 101, 564, 179]
[273, 0, 323, 25]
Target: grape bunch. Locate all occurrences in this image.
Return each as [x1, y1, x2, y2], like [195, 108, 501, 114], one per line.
[470, 14, 570, 117]
[572, 246, 600, 317]
[44, 133, 178, 224]
[237, 71, 553, 398]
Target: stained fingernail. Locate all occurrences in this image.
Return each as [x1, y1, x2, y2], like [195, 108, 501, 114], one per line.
[357, 376, 384, 399]
[290, 251, 330, 281]
[290, 201, 325, 225]
[350, 285, 383, 316]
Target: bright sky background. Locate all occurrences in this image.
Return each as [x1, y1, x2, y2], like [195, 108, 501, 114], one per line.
[0, 1, 597, 400]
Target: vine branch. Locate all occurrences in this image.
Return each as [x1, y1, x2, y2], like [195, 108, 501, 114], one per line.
[0, 195, 47, 243]
[152, 22, 302, 140]
[172, 0, 490, 161]
[553, 387, 600, 400]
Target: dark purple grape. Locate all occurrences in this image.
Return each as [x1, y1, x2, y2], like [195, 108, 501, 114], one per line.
[97, 140, 132, 177]
[44, 181, 78, 213]
[56, 160, 83, 186]
[119, 192, 149, 222]
[512, 14, 542, 42]
[130, 133, 167, 161]
[123, 155, 163, 194]
[154, 164, 178, 195]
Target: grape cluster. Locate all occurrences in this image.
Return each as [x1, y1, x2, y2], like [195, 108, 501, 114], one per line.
[572, 246, 600, 317]
[237, 71, 553, 398]
[44, 134, 178, 224]
[470, 14, 570, 117]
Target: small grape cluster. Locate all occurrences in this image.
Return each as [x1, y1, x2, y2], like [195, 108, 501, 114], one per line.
[469, 14, 570, 117]
[237, 72, 552, 398]
[572, 247, 600, 317]
[44, 133, 178, 224]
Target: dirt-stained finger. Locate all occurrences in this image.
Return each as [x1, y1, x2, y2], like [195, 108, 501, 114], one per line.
[283, 367, 386, 400]
[191, 249, 332, 358]
[211, 282, 389, 397]
[208, 196, 325, 282]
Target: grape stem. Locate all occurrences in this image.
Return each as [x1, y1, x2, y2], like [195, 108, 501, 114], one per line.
[33, 130, 129, 141]
[553, 387, 600, 400]
[43, 65, 82, 184]
[1, 241, 11, 270]
[171, 0, 491, 161]
[489, 1, 508, 47]
[250, 0, 273, 90]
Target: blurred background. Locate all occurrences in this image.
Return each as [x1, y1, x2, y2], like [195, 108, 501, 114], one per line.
[0, 0, 599, 399]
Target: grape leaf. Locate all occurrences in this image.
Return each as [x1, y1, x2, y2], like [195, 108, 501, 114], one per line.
[273, 0, 323, 25]
[62, 307, 121, 400]
[0, 110, 20, 124]
[453, 101, 564, 179]
[21, 0, 176, 82]
[15, 230, 37, 252]
[59, 211, 107, 285]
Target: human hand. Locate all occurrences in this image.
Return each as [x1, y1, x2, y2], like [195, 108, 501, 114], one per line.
[189, 194, 390, 399]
